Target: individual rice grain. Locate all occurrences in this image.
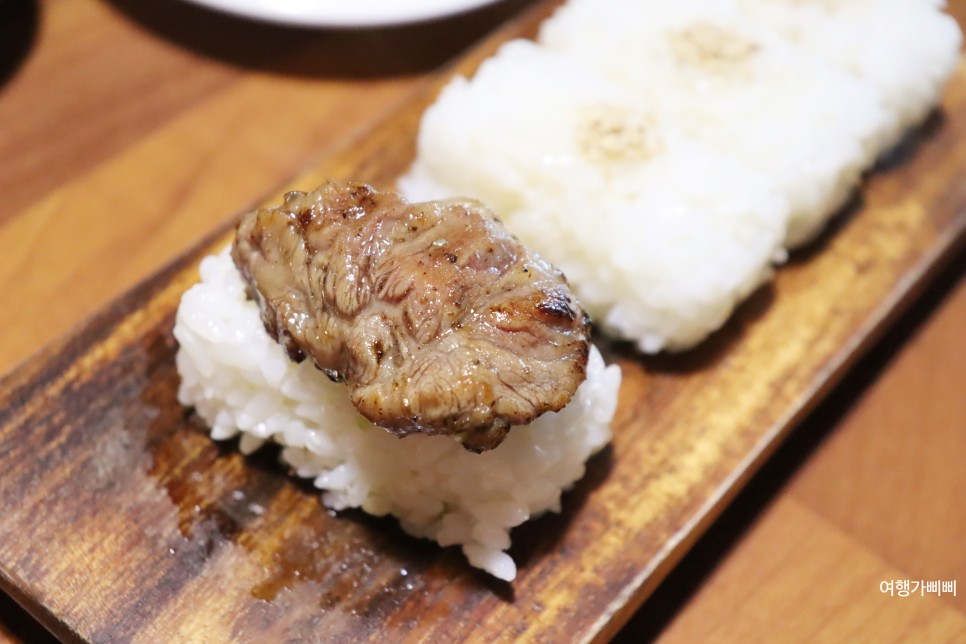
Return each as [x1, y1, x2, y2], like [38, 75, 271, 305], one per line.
[174, 250, 622, 582]
[400, 39, 787, 353]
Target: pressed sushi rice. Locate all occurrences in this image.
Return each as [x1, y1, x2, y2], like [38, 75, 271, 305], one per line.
[538, 0, 893, 248]
[738, 0, 962, 153]
[174, 251, 622, 581]
[400, 40, 788, 353]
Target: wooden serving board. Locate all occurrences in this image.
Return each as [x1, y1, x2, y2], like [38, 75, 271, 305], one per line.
[2, 2, 965, 641]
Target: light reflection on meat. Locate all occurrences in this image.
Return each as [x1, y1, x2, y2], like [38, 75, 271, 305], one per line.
[232, 181, 590, 452]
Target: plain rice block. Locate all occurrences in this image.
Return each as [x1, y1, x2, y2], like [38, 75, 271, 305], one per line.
[738, 0, 963, 154]
[174, 250, 622, 582]
[538, 0, 893, 248]
[400, 39, 787, 353]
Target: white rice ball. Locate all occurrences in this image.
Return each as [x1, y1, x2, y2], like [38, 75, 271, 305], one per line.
[174, 250, 622, 582]
[539, 0, 892, 247]
[400, 39, 787, 353]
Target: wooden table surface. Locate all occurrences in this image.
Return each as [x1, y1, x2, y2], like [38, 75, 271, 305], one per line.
[0, 1, 962, 641]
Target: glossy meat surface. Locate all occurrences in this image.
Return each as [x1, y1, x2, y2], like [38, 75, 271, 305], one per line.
[231, 181, 590, 451]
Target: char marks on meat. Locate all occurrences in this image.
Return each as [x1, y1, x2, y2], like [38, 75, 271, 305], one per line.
[231, 181, 591, 452]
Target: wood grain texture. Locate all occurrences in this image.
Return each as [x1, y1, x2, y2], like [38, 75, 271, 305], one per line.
[788, 277, 966, 618]
[655, 500, 966, 643]
[0, 0, 538, 375]
[0, 0, 964, 641]
[621, 263, 966, 643]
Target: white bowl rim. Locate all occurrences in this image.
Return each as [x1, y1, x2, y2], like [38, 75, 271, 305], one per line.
[181, 0, 507, 28]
